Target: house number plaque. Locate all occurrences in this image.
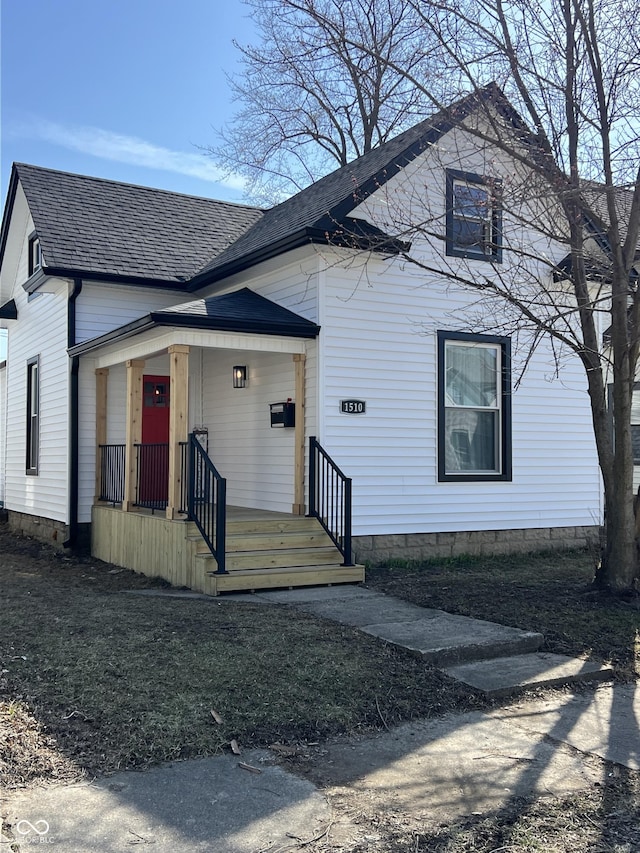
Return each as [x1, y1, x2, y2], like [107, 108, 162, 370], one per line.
[340, 399, 366, 414]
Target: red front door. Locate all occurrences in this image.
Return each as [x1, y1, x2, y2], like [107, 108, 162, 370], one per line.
[140, 376, 170, 504]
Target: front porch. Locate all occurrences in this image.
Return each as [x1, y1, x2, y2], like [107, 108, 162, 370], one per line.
[92, 503, 364, 595]
[77, 288, 364, 593]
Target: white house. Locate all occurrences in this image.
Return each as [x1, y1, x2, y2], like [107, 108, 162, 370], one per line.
[0, 87, 603, 593]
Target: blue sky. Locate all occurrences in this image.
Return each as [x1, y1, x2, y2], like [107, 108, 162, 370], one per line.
[1, 0, 256, 203]
[1, 0, 257, 358]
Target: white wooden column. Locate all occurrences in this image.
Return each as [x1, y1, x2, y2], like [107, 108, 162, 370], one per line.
[166, 345, 190, 519]
[123, 359, 145, 512]
[292, 352, 306, 515]
[94, 368, 109, 503]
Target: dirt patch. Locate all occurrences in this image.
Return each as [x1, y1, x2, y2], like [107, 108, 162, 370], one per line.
[366, 550, 639, 680]
[0, 526, 485, 791]
[1, 529, 638, 851]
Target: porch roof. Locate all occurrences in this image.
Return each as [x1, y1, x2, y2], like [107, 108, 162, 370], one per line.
[69, 288, 320, 357]
[0, 298, 17, 320]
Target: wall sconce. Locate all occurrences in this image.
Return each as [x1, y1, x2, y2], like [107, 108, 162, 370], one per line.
[233, 365, 247, 388]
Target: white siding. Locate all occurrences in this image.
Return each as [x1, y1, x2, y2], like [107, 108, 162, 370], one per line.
[0, 185, 30, 306]
[318, 254, 601, 536]
[0, 362, 6, 505]
[4, 276, 70, 522]
[201, 247, 320, 324]
[199, 349, 298, 513]
[75, 282, 186, 343]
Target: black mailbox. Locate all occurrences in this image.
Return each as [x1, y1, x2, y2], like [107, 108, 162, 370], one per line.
[270, 401, 295, 428]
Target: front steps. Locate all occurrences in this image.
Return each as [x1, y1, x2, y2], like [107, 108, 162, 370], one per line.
[189, 512, 364, 595]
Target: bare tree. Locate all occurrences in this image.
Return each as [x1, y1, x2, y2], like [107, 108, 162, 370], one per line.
[301, 0, 640, 591]
[209, 0, 443, 202]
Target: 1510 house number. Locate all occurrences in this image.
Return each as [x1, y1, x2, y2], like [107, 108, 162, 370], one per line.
[340, 399, 366, 414]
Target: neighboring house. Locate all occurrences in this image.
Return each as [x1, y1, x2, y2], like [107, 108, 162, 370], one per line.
[0, 87, 603, 593]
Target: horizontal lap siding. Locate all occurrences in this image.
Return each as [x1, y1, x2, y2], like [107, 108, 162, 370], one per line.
[75, 283, 185, 343]
[320, 259, 601, 536]
[199, 256, 320, 510]
[202, 349, 296, 513]
[0, 365, 5, 504]
[5, 279, 69, 522]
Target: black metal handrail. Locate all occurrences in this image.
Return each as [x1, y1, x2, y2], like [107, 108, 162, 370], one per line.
[98, 444, 125, 505]
[134, 443, 169, 511]
[308, 436, 353, 565]
[188, 433, 227, 573]
[179, 441, 189, 514]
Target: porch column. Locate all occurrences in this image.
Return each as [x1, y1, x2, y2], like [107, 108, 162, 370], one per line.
[94, 368, 109, 503]
[166, 345, 190, 520]
[293, 352, 306, 515]
[123, 359, 145, 512]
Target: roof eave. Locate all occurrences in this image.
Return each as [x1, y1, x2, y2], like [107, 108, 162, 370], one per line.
[188, 223, 409, 292]
[69, 311, 320, 358]
[150, 312, 320, 338]
[188, 229, 315, 291]
[0, 167, 21, 272]
[0, 298, 18, 320]
[27, 266, 190, 292]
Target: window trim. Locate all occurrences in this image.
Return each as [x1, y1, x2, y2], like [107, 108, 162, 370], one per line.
[26, 356, 40, 475]
[445, 169, 502, 263]
[28, 233, 42, 277]
[437, 331, 512, 482]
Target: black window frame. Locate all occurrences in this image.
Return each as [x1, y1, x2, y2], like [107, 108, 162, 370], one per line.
[437, 330, 512, 482]
[445, 169, 502, 263]
[26, 356, 40, 475]
[28, 233, 42, 277]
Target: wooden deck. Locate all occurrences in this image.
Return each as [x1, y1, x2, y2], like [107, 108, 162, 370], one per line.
[91, 504, 364, 594]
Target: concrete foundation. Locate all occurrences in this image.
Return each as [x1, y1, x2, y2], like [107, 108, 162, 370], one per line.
[353, 524, 601, 564]
[6, 510, 91, 552]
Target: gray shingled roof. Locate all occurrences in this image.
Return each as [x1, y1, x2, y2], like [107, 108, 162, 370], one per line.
[6, 85, 522, 290]
[191, 88, 502, 286]
[582, 182, 640, 251]
[14, 164, 263, 284]
[156, 287, 319, 335]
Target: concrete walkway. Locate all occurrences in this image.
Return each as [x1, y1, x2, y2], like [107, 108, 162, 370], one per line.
[2, 685, 638, 851]
[164, 583, 613, 694]
[2, 584, 634, 852]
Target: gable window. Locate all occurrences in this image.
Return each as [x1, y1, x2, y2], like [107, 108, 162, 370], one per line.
[26, 356, 39, 475]
[438, 331, 511, 481]
[28, 234, 42, 277]
[446, 169, 502, 262]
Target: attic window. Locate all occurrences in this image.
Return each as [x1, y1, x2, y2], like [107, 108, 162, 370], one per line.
[446, 170, 502, 262]
[28, 234, 42, 277]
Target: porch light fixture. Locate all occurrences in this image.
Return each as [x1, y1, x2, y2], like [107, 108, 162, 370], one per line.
[233, 365, 247, 388]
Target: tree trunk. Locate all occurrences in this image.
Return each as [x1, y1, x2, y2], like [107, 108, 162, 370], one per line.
[598, 490, 638, 591]
[595, 366, 639, 591]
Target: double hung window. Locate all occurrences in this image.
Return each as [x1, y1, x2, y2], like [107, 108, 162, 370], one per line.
[438, 331, 511, 481]
[26, 356, 39, 475]
[28, 234, 42, 277]
[446, 169, 502, 262]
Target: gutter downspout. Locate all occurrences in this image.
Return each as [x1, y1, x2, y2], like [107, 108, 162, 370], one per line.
[63, 278, 82, 550]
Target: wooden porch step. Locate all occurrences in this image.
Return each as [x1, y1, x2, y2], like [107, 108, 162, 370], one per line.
[208, 563, 365, 594]
[198, 546, 342, 571]
[199, 529, 335, 553]
[226, 516, 323, 535]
